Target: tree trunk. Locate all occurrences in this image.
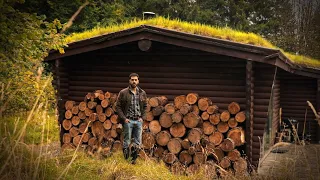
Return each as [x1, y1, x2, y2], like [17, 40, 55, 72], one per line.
[159, 112, 173, 128]
[179, 150, 192, 165]
[208, 131, 223, 145]
[183, 112, 200, 128]
[149, 120, 162, 134]
[187, 128, 202, 144]
[235, 111, 246, 122]
[170, 122, 186, 138]
[186, 93, 199, 105]
[202, 121, 215, 135]
[228, 102, 241, 115]
[217, 122, 229, 133]
[220, 110, 230, 122]
[174, 95, 186, 109]
[156, 131, 171, 146]
[142, 132, 155, 149]
[209, 113, 220, 125]
[62, 119, 72, 130]
[167, 138, 182, 154]
[207, 105, 219, 114]
[198, 98, 212, 111]
[172, 111, 183, 123]
[165, 103, 176, 114]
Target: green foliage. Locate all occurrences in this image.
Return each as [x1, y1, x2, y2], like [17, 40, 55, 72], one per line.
[0, 0, 65, 116]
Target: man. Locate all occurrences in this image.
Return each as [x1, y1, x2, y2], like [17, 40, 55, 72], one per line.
[115, 73, 147, 164]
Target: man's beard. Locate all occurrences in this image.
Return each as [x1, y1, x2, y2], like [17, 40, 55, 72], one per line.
[130, 83, 137, 88]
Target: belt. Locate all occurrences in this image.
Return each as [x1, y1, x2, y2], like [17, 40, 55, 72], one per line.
[128, 116, 140, 120]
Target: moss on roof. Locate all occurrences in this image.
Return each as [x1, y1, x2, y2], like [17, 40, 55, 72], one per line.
[65, 17, 320, 69]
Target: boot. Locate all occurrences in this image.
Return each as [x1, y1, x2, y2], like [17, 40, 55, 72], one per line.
[130, 146, 138, 164]
[123, 148, 129, 160]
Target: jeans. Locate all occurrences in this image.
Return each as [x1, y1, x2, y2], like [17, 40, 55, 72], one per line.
[123, 119, 142, 149]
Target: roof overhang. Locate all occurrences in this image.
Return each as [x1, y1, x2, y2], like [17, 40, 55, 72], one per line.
[45, 25, 320, 78]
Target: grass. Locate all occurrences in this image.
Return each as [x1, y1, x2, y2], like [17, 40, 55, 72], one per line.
[64, 16, 320, 69]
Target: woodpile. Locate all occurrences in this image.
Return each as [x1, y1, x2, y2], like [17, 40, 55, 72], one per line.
[61, 91, 247, 176]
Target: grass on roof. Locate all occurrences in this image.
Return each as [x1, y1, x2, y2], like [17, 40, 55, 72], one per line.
[64, 16, 320, 69]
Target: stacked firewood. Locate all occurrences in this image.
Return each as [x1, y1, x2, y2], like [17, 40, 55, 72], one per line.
[140, 93, 247, 176]
[61, 91, 247, 175]
[61, 90, 123, 155]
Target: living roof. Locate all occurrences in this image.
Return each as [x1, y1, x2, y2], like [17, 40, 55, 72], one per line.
[63, 17, 320, 69]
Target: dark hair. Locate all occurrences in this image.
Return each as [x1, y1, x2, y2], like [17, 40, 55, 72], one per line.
[129, 73, 139, 79]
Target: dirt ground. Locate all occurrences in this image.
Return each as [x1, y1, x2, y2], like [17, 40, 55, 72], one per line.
[258, 143, 320, 180]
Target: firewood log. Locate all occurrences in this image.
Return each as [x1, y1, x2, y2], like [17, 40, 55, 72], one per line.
[71, 116, 80, 126]
[159, 112, 173, 128]
[69, 127, 79, 137]
[198, 98, 212, 111]
[87, 101, 97, 109]
[191, 105, 200, 115]
[89, 113, 98, 122]
[71, 105, 79, 115]
[65, 100, 76, 110]
[171, 161, 186, 175]
[228, 102, 241, 115]
[110, 114, 118, 124]
[209, 131, 223, 146]
[62, 119, 72, 130]
[96, 105, 103, 114]
[104, 91, 111, 99]
[235, 111, 246, 122]
[79, 102, 87, 111]
[209, 113, 220, 125]
[101, 99, 109, 108]
[193, 151, 206, 164]
[219, 157, 231, 169]
[149, 120, 162, 134]
[158, 96, 168, 106]
[233, 157, 247, 173]
[79, 123, 89, 133]
[112, 140, 122, 152]
[164, 103, 176, 114]
[156, 131, 171, 146]
[154, 146, 165, 158]
[228, 118, 238, 128]
[186, 164, 200, 175]
[142, 132, 156, 149]
[78, 111, 86, 120]
[105, 107, 113, 117]
[207, 105, 219, 114]
[65, 110, 73, 119]
[181, 139, 191, 150]
[219, 138, 235, 152]
[152, 106, 164, 116]
[172, 111, 183, 123]
[179, 150, 192, 165]
[63, 133, 72, 144]
[183, 112, 200, 128]
[163, 152, 177, 164]
[220, 110, 230, 122]
[145, 111, 154, 121]
[84, 108, 93, 116]
[217, 122, 229, 133]
[227, 127, 245, 146]
[149, 97, 160, 107]
[167, 138, 182, 154]
[186, 93, 199, 105]
[180, 104, 192, 115]
[98, 113, 106, 122]
[174, 95, 187, 109]
[73, 135, 82, 146]
[188, 128, 202, 144]
[170, 122, 186, 138]
[201, 112, 210, 121]
[227, 149, 241, 161]
[203, 121, 215, 135]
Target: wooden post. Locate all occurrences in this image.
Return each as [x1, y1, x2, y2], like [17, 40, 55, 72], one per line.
[245, 60, 254, 164]
[55, 59, 64, 146]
